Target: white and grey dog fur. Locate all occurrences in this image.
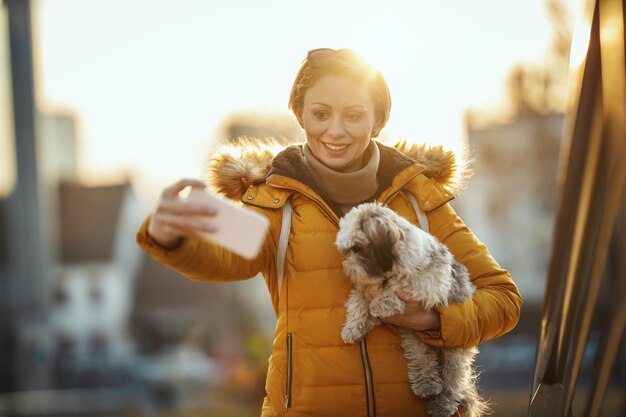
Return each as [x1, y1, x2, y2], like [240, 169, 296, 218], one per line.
[336, 202, 489, 417]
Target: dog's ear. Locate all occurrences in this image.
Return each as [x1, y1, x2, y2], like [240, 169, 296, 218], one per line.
[383, 215, 405, 244]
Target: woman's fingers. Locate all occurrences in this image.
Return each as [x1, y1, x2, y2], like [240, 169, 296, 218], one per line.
[162, 178, 207, 199]
[378, 298, 441, 331]
[147, 178, 215, 247]
[157, 179, 217, 217]
[395, 290, 412, 302]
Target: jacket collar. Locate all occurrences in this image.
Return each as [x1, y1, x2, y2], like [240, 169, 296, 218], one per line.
[265, 142, 421, 217]
[205, 137, 471, 207]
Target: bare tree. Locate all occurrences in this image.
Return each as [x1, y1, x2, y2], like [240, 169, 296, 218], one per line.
[507, 0, 573, 116]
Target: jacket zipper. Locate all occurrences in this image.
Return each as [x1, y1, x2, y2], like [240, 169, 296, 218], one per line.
[360, 337, 376, 417]
[269, 182, 378, 416]
[285, 332, 293, 410]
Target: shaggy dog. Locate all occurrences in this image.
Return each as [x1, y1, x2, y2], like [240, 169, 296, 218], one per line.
[336, 203, 488, 417]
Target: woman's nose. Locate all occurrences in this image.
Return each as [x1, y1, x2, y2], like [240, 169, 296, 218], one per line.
[327, 117, 346, 137]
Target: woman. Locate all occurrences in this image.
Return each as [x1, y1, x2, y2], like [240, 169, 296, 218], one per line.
[136, 48, 522, 417]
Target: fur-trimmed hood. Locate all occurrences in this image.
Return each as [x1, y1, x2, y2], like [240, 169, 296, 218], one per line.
[204, 137, 472, 202]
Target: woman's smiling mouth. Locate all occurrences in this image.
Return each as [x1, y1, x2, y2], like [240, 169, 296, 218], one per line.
[323, 142, 350, 151]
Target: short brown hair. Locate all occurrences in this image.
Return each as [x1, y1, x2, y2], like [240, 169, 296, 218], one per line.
[288, 49, 392, 136]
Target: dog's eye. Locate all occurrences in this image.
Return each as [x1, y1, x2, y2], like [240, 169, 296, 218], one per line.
[350, 245, 362, 254]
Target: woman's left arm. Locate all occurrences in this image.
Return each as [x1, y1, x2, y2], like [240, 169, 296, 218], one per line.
[414, 201, 522, 348]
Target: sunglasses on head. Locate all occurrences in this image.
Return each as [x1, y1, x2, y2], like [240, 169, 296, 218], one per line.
[306, 48, 357, 65]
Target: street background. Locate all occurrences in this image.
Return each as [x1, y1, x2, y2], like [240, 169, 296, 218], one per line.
[3, 0, 623, 416]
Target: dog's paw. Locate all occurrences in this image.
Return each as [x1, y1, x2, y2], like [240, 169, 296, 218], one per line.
[341, 316, 379, 344]
[410, 377, 443, 398]
[427, 393, 459, 417]
[341, 325, 363, 344]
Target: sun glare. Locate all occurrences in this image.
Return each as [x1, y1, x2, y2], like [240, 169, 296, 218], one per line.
[564, 0, 594, 113]
[569, 18, 592, 75]
[34, 0, 568, 197]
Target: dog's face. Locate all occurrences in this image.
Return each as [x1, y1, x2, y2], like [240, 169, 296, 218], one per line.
[338, 202, 472, 309]
[336, 203, 408, 285]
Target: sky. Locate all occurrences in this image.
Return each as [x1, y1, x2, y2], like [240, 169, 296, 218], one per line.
[9, 0, 580, 202]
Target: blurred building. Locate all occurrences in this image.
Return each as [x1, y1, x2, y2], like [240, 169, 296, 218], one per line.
[45, 180, 142, 388]
[455, 113, 563, 305]
[16, 111, 144, 389]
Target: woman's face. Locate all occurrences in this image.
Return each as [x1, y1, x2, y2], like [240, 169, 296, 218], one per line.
[300, 75, 377, 173]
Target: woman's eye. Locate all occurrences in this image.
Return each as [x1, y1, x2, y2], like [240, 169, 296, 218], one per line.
[346, 113, 362, 121]
[314, 112, 328, 120]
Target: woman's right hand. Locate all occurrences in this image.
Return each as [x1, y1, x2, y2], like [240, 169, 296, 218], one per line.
[147, 178, 219, 248]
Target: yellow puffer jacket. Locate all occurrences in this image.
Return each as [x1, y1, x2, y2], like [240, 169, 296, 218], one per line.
[136, 139, 522, 417]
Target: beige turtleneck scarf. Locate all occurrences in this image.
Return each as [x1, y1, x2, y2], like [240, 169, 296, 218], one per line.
[303, 141, 380, 213]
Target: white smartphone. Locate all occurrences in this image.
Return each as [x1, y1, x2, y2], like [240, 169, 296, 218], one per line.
[185, 188, 270, 260]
